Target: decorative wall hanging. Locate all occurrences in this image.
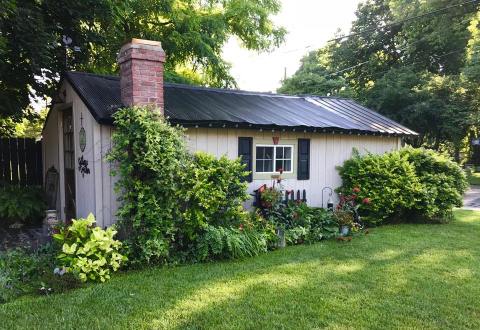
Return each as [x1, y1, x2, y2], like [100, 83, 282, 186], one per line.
[79, 112, 86, 152]
[78, 155, 90, 177]
[272, 136, 280, 145]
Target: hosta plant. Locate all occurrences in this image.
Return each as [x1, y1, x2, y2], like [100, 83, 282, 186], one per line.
[53, 214, 127, 282]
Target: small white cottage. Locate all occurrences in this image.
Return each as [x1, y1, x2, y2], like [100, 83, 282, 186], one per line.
[42, 38, 417, 228]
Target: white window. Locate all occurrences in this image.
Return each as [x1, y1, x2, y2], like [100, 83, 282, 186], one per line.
[255, 145, 293, 173]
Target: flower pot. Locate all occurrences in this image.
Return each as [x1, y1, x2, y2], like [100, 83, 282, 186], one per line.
[43, 210, 59, 236]
[340, 225, 350, 236]
[276, 228, 286, 248]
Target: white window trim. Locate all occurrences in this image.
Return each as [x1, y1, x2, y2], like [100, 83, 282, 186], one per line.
[255, 144, 294, 174]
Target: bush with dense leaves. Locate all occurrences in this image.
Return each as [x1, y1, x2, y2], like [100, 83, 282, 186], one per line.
[108, 106, 189, 265]
[337, 149, 424, 225]
[398, 147, 468, 221]
[0, 186, 46, 227]
[338, 148, 467, 224]
[109, 106, 267, 266]
[53, 214, 126, 282]
[178, 152, 250, 240]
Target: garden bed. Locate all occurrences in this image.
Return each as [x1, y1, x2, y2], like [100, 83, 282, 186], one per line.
[1, 210, 479, 329]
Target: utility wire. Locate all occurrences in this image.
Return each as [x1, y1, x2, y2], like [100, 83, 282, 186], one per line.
[327, 0, 478, 43]
[326, 48, 472, 78]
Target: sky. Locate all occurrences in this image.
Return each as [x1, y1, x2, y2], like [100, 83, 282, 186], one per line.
[222, 0, 363, 93]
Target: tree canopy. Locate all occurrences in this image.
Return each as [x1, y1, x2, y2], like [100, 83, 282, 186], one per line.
[0, 0, 285, 130]
[279, 0, 480, 161]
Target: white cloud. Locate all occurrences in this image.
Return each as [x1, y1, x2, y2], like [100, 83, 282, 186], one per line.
[222, 0, 362, 92]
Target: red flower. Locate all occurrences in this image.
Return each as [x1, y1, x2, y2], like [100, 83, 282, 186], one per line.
[363, 198, 371, 204]
[353, 187, 360, 193]
[351, 194, 357, 200]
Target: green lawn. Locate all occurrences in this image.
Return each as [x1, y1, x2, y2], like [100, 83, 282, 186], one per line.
[468, 172, 480, 185]
[1, 210, 480, 329]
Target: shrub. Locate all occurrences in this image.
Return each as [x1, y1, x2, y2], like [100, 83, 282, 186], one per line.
[109, 106, 265, 266]
[337, 149, 424, 225]
[0, 186, 46, 227]
[52, 214, 126, 282]
[195, 225, 267, 261]
[178, 152, 250, 240]
[398, 147, 468, 221]
[108, 106, 189, 265]
[338, 148, 468, 224]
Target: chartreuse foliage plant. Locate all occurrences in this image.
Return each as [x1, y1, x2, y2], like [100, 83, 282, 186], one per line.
[338, 148, 468, 224]
[53, 214, 126, 282]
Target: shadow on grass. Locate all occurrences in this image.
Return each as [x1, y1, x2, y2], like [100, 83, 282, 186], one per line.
[1, 210, 479, 329]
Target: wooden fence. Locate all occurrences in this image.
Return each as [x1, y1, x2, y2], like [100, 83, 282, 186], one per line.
[0, 138, 43, 186]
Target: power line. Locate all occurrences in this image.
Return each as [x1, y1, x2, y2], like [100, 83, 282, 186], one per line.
[327, 0, 479, 43]
[326, 48, 472, 78]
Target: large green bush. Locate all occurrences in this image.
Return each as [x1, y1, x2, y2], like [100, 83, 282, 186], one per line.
[109, 106, 266, 266]
[338, 148, 468, 224]
[108, 106, 189, 265]
[0, 186, 46, 227]
[53, 214, 126, 282]
[179, 152, 250, 240]
[398, 147, 468, 221]
[337, 150, 424, 224]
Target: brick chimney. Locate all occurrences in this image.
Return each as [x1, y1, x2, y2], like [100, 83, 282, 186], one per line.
[117, 38, 166, 112]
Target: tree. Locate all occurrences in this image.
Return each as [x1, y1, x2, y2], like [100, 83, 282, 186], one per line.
[279, 0, 479, 159]
[278, 49, 352, 97]
[0, 0, 285, 132]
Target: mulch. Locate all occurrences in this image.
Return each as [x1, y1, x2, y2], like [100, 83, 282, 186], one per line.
[0, 226, 48, 251]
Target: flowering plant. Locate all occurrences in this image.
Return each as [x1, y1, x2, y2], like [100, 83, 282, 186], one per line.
[334, 187, 371, 227]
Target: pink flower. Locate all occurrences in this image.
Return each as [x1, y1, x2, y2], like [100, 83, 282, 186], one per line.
[363, 198, 371, 205]
[353, 187, 360, 193]
[239, 224, 244, 231]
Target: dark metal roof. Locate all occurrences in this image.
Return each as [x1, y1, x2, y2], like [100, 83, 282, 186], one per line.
[64, 71, 417, 136]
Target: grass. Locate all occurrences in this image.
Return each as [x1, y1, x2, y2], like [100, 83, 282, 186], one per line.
[468, 172, 480, 185]
[1, 210, 480, 329]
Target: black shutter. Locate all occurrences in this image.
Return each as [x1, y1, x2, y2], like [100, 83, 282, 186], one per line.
[298, 138, 310, 180]
[238, 137, 253, 182]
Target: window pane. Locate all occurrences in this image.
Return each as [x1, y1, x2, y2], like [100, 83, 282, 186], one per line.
[256, 159, 263, 172]
[276, 160, 283, 172]
[265, 147, 273, 159]
[284, 160, 291, 172]
[264, 160, 273, 172]
[256, 146, 264, 159]
[285, 147, 291, 159]
[276, 147, 283, 158]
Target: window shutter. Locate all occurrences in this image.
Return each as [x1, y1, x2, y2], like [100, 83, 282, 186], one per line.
[238, 137, 253, 182]
[298, 138, 310, 180]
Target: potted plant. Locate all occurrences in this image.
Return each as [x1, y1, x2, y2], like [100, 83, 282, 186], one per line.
[334, 187, 370, 236]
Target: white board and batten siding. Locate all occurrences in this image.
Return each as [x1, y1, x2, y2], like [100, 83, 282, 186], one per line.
[43, 81, 401, 228]
[185, 128, 402, 208]
[43, 81, 119, 228]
